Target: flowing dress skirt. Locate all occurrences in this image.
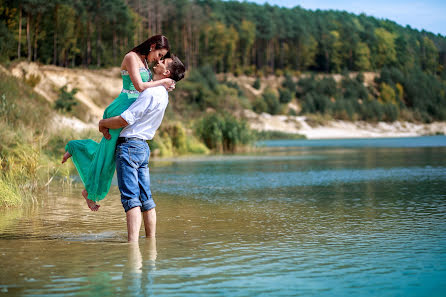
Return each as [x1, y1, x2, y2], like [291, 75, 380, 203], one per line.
[66, 91, 140, 202]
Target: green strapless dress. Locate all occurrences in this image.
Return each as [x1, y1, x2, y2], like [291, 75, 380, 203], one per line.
[66, 68, 152, 202]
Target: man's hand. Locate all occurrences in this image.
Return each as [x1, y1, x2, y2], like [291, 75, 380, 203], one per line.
[99, 120, 112, 140]
[98, 116, 128, 140]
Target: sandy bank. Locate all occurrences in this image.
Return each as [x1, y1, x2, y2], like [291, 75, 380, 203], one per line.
[243, 110, 446, 139]
[9, 62, 122, 122]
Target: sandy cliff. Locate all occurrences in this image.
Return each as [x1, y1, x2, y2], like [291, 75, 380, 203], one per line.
[7, 62, 446, 138]
[9, 62, 122, 128]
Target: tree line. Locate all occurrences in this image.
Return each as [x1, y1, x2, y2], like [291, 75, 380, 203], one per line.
[1, 0, 445, 77]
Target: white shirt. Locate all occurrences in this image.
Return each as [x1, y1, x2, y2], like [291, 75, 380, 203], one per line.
[120, 86, 168, 140]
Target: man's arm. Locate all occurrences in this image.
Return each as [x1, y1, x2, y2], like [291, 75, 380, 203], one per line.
[99, 89, 155, 139]
[98, 116, 129, 140]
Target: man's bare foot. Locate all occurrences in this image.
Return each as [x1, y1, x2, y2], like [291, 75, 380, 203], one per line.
[82, 189, 100, 211]
[62, 152, 72, 164]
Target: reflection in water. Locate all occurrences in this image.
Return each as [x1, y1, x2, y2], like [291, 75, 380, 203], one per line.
[124, 239, 157, 296]
[127, 242, 143, 274]
[126, 239, 157, 273]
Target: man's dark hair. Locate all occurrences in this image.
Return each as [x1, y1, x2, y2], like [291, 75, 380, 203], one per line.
[167, 55, 186, 82]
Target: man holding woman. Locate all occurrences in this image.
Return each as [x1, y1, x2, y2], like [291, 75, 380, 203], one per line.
[99, 55, 185, 242]
[63, 35, 186, 241]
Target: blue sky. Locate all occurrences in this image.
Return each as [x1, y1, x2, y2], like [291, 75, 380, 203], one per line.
[238, 0, 446, 36]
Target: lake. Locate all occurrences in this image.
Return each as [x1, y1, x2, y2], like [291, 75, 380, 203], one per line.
[1, 136, 445, 296]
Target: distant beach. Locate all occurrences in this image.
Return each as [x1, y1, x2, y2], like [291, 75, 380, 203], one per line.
[243, 109, 446, 139]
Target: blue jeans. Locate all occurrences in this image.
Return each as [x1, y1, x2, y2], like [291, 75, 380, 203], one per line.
[116, 138, 156, 212]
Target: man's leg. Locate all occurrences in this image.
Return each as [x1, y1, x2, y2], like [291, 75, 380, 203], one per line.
[116, 140, 147, 242]
[127, 207, 142, 242]
[138, 142, 156, 238]
[142, 208, 156, 238]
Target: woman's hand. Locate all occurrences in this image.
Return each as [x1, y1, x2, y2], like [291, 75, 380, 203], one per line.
[160, 78, 176, 92]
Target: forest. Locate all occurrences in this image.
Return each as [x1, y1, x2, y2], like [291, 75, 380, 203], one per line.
[1, 0, 445, 73]
[1, 0, 446, 124]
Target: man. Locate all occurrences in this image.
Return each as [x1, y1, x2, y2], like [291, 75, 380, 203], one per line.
[98, 55, 185, 242]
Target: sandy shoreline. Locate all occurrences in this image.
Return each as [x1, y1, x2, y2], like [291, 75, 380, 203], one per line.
[243, 110, 446, 139]
[52, 109, 446, 139]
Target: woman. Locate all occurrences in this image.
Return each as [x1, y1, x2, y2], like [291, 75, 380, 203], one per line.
[62, 35, 175, 211]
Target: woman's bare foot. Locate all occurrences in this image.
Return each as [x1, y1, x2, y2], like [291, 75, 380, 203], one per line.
[82, 189, 100, 211]
[62, 152, 72, 164]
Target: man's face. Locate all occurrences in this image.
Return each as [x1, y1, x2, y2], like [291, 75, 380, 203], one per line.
[153, 58, 172, 76]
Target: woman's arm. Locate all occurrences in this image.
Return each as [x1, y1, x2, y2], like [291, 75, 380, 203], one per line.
[124, 53, 174, 92]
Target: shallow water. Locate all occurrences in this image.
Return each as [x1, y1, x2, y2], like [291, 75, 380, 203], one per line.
[1, 136, 446, 296]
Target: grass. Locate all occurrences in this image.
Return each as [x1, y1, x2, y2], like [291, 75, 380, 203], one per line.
[304, 113, 333, 128]
[0, 178, 22, 207]
[0, 69, 76, 207]
[252, 130, 306, 140]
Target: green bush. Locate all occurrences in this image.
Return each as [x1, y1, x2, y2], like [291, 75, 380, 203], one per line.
[179, 79, 213, 109]
[160, 122, 188, 154]
[54, 85, 78, 112]
[253, 77, 261, 89]
[319, 77, 338, 97]
[301, 92, 332, 114]
[279, 88, 293, 104]
[195, 112, 253, 152]
[379, 82, 397, 104]
[263, 88, 281, 115]
[252, 97, 268, 114]
[356, 72, 365, 83]
[359, 100, 383, 122]
[297, 75, 317, 97]
[382, 103, 399, 122]
[288, 108, 297, 116]
[332, 99, 354, 120]
[185, 138, 210, 154]
[341, 75, 369, 100]
[282, 74, 296, 93]
[224, 81, 244, 97]
[148, 122, 209, 157]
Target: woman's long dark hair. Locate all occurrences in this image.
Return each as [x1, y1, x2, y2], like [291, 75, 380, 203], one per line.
[130, 35, 170, 57]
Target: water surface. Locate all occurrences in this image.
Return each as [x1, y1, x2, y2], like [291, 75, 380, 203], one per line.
[0, 136, 445, 296]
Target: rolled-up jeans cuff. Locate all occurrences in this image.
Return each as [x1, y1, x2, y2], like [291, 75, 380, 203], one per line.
[121, 197, 142, 212]
[141, 200, 156, 212]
